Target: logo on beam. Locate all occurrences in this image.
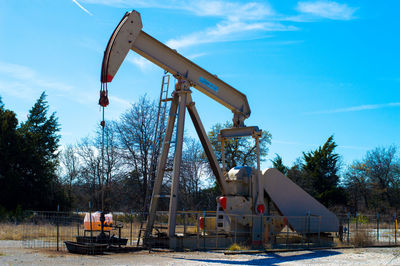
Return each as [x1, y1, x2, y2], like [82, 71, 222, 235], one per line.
[199, 77, 218, 92]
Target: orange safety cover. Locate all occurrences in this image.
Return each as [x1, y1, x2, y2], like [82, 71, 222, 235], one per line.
[84, 212, 113, 231]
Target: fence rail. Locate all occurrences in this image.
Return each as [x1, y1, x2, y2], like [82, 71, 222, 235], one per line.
[14, 211, 400, 251]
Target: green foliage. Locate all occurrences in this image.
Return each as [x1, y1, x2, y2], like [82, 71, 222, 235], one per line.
[301, 135, 345, 207]
[286, 136, 346, 208]
[0, 93, 67, 211]
[207, 121, 272, 171]
[271, 154, 288, 175]
[350, 214, 369, 225]
[0, 98, 23, 210]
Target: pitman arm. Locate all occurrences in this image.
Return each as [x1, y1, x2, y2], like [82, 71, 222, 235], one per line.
[101, 10, 251, 127]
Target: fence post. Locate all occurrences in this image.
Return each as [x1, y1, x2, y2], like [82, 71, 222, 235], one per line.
[203, 211, 206, 250]
[196, 213, 200, 250]
[184, 212, 187, 236]
[377, 213, 379, 243]
[234, 215, 237, 244]
[56, 204, 60, 252]
[395, 212, 397, 245]
[347, 212, 350, 244]
[318, 216, 321, 245]
[307, 212, 310, 248]
[89, 201, 93, 243]
[286, 216, 289, 248]
[76, 209, 80, 237]
[356, 212, 358, 233]
[216, 213, 218, 249]
[130, 210, 133, 246]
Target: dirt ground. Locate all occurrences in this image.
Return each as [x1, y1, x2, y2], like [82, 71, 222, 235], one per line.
[1, 241, 400, 265]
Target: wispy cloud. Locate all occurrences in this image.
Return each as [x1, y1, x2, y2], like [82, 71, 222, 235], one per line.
[126, 53, 156, 72]
[167, 21, 297, 49]
[306, 102, 400, 114]
[0, 61, 99, 109]
[108, 95, 131, 110]
[82, 0, 358, 49]
[82, 0, 273, 19]
[187, 52, 208, 60]
[296, 1, 357, 20]
[72, 0, 93, 16]
[0, 62, 73, 100]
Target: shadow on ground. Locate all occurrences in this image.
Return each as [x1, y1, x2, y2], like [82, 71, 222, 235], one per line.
[176, 250, 341, 265]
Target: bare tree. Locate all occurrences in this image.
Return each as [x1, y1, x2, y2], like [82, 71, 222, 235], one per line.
[179, 138, 207, 210]
[344, 162, 371, 212]
[115, 95, 158, 207]
[60, 144, 79, 203]
[95, 121, 124, 210]
[344, 145, 400, 212]
[76, 137, 102, 208]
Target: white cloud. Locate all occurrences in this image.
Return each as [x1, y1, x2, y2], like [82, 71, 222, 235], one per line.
[72, 0, 93, 16]
[0, 62, 74, 100]
[82, 0, 273, 20]
[167, 21, 297, 49]
[109, 95, 131, 110]
[187, 52, 208, 60]
[126, 53, 156, 72]
[184, 1, 274, 20]
[82, 0, 357, 49]
[306, 102, 400, 114]
[296, 1, 357, 20]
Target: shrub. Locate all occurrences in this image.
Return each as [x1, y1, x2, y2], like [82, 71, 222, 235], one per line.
[352, 230, 373, 247]
[227, 243, 248, 251]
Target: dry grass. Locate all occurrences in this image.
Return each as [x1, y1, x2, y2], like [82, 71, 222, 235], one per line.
[0, 224, 26, 240]
[0, 222, 143, 243]
[351, 230, 373, 247]
[227, 243, 249, 251]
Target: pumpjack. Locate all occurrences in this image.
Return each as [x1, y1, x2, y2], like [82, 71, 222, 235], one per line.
[101, 10, 338, 249]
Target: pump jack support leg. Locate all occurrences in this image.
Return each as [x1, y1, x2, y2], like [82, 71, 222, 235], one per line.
[167, 90, 188, 238]
[186, 94, 227, 195]
[145, 93, 179, 240]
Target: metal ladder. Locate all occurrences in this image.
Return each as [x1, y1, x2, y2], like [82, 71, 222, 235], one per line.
[137, 73, 171, 246]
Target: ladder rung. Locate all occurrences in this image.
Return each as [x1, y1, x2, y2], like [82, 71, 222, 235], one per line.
[154, 194, 171, 198]
[164, 167, 173, 172]
[161, 98, 173, 102]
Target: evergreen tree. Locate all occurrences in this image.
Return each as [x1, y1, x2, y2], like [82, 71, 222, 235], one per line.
[302, 135, 346, 207]
[18, 92, 65, 210]
[271, 154, 288, 175]
[0, 97, 22, 210]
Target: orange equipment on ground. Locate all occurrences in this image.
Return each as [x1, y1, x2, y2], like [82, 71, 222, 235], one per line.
[84, 212, 113, 231]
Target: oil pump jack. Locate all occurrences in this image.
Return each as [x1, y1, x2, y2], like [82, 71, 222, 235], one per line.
[101, 10, 339, 249]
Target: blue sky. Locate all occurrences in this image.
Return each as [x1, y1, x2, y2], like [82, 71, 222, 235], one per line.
[0, 0, 398, 169]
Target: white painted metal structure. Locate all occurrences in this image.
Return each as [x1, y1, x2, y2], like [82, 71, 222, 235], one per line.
[101, 9, 339, 246]
[262, 168, 338, 233]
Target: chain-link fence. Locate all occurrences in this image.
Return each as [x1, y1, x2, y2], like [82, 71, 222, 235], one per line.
[16, 211, 400, 252]
[337, 213, 400, 246]
[20, 211, 145, 251]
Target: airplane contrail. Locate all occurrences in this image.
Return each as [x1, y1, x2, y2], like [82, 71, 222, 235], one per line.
[72, 0, 93, 16]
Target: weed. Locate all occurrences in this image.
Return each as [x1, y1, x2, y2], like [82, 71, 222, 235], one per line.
[351, 230, 373, 247]
[227, 243, 248, 251]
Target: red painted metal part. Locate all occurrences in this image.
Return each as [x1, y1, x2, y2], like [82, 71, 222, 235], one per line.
[218, 197, 227, 209]
[199, 217, 205, 229]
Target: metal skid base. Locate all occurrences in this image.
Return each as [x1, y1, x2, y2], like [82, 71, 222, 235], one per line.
[144, 234, 251, 251]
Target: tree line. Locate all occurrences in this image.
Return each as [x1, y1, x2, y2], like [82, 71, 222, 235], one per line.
[0, 92, 399, 215]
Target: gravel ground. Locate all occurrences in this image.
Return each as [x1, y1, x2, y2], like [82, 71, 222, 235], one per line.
[1, 241, 400, 265]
